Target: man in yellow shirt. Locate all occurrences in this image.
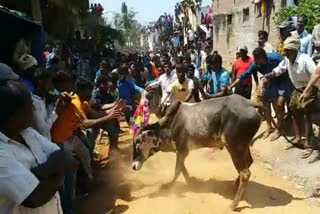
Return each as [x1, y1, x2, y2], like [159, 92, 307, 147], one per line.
[166, 65, 195, 102]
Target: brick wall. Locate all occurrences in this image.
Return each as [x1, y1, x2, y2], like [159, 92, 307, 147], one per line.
[213, 0, 281, 70]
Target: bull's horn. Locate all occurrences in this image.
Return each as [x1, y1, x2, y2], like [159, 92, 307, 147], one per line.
[158, 117, 167, 127]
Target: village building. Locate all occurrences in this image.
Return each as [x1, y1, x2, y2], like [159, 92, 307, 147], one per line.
[212, 0, 283, 68]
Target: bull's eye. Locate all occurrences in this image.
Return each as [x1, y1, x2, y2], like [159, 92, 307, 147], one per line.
[152, 147, 160, 153]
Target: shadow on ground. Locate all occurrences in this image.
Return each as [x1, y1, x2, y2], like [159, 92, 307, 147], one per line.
[76, 132, 133, 214]
[133, 176, 304, 210]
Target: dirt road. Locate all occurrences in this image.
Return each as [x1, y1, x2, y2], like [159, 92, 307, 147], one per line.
[77, 121, 320, 214]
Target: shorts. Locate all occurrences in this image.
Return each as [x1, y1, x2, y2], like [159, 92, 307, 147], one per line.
[235, 85, 252, 100]
[289, 87, 318, 113]
[261, 80, 279, 102]
[277, 73, 295, 98]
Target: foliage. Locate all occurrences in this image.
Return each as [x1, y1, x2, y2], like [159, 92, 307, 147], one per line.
[113, 2, 141, 51]
[275, 0, 320, 32]
[92, 25, 125, 46]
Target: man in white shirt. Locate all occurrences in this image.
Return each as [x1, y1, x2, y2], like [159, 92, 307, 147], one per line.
[0, 79, 76, 214]
[32, 68, 70, 140]
[146, 61, 177, 105]
[292, 16, 313, 56]
[258, 30, 275, 53]
[188, 28, 195, 44]
[267, 36, 317, 158]
[0, 128, 64, 214]
[200, 45, 212, 75]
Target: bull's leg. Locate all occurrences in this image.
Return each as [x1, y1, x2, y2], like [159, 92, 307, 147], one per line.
[163, 150, 189, 187]
[234, 176, 240, 189]
[179, 149, 191, 183]
[230, 168, 251, 210]
[227, 145, 253, 211]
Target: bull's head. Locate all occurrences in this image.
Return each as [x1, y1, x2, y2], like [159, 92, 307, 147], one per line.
[133, 101, 181, 170]
[132, 124, 161, 170]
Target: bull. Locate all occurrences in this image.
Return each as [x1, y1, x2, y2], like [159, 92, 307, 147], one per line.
[132, 94, 262, 210]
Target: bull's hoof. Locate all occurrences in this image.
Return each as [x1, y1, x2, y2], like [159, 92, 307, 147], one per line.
[186, 176, 199, 185]
[229, 202, 237, 211]
[161, 182, 174, 189]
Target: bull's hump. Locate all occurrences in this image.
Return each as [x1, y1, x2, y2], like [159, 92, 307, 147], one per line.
[184, 115, 211, 137]
[181, 102, 198, 106]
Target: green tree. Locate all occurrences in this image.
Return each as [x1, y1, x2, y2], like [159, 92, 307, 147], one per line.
[275, 0, 320, 32]
[113, 2, 141, 51]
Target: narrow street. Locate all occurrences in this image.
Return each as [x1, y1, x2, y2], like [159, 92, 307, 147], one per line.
[2, 0, 320, 214]
[77, 118, 320, 214]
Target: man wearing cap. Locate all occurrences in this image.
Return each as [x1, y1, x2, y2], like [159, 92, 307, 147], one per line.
[0, 63, 19, 81]
[231, 46, 255, 99]
[277, 21, 295, 56]
[16, 54, 38, 93]
[266, 36, 317, 158]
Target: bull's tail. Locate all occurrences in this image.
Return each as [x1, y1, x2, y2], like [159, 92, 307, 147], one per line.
[253, 101, 315, 156]
[250, 102, 265, 110]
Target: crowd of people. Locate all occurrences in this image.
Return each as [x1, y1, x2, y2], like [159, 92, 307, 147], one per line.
[1, 5, 320, 213]
[89, 3, 104, 15]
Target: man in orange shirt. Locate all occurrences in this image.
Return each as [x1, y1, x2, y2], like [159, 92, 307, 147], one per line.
[51, 77, 123, 213]
[51, 77, 123, 145]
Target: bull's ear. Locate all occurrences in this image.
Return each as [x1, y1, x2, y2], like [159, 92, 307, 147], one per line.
[145, 123, 161, 131]
[147, 130, 155, 136]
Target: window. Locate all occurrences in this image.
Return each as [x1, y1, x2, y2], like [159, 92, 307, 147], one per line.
[243, 8, 249, 22]
[227, 14, 232, 25]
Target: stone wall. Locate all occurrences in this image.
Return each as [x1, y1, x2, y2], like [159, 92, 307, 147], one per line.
[213, 0, 281, 70]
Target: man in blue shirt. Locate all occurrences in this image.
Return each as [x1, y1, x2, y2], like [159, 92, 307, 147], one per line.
[46, 40, 62, 69]
[228, 48, 284, 139]
[117, 67, 144, 123]
[200, 54, 231, 99]
[292, 16, 313, 56]
[94, 60, 110, 86]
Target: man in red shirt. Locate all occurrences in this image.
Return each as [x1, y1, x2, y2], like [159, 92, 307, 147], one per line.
[231, 46, 255, 99]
